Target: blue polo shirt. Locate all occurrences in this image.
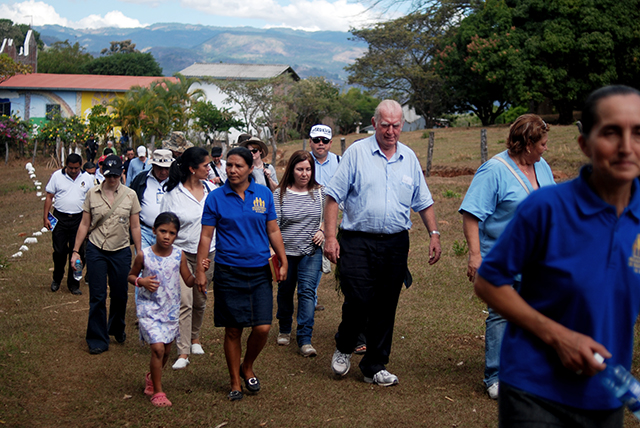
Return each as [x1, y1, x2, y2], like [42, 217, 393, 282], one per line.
[201, 180, 276, 268]
[478, 165, 640, 410]
[325, 135, 433, 234]
[459, 150, 555, 258]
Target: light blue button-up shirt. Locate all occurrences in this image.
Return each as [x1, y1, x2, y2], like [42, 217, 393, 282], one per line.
[326, 135, 434, 234]
[311, 151, 340, 186]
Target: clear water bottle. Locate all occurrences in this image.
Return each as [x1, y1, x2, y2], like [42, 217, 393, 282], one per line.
[595, 352, 640, 419]
[73, 259, 83, 282]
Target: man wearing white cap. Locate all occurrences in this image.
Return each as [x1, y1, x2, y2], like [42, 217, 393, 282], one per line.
[130, 149, 174, 248]
[309, 124, 340, 187]
[125, 146, 151, 187]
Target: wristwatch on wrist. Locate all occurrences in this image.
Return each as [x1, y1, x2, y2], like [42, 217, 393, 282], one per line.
[429, 230, 441, 237]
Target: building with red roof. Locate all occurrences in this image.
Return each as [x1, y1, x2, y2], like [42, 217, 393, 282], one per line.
[0, 73, 176, 130]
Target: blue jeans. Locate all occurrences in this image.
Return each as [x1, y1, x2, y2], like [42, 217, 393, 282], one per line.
[140, 224, 156, 249]
[85, 242, 131, 351]
[276, 248, 322, 347]
[484, 306, 507, 388]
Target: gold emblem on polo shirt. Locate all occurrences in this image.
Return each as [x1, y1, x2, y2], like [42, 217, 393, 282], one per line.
[628, 234, 640, 273]
[252, 197, 266, 214]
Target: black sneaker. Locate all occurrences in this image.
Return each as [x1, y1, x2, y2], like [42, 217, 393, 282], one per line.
[51, 281, 60, 292]
[70, 288, 82, 295]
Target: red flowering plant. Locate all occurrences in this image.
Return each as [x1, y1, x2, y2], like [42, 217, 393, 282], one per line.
[0, 114, 31, 158]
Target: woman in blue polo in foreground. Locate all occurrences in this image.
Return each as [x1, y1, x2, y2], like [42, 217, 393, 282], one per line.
[194, 146, 288, 402]
[474, 85, 640, 427]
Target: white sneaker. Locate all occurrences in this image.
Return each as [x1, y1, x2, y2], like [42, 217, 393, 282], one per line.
[299, 344, 317, 357]
[364, 369, 399, 387]
[277, 333, 291, 346]
[191, 343, 205, 354]
[487, 382, 499, 400]
[331, 349, 351, 376]
[172, 357, 190, 370]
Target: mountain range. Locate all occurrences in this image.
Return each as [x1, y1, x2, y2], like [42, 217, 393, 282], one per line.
[34, 23, 367, 83]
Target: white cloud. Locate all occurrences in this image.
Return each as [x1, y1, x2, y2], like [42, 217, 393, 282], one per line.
[76, 11, 147, 29]
[181, 0, 381, 31]
[0, 0, 70, 27]
[0, 0, 147, 29]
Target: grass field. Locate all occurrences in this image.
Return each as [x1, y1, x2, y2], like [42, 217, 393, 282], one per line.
[1, 125, 639, 427]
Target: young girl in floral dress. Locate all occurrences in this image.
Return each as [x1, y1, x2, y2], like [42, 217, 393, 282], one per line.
[128, 212, 208, 407]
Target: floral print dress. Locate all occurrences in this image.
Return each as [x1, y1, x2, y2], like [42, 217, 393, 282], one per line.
[136, 246, 181, 344]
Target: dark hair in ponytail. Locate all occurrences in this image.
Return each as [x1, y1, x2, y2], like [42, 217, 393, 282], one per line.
[164, 147, 209, 192]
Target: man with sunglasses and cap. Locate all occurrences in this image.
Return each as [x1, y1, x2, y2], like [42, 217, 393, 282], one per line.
[309, 125, 340, 187]
[130, 149, 174, 248]
[307, 125, 340, 313]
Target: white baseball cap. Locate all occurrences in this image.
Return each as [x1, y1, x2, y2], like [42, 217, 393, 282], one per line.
[137, 146, 147, 157]
[310, 124, 332, 140]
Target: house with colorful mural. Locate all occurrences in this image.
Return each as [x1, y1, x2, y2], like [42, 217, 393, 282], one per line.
[0, 73, 176, 136]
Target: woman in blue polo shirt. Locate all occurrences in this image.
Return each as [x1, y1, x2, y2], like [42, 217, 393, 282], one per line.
[195, 147, 287, 401]
[474, 85, 640, 427]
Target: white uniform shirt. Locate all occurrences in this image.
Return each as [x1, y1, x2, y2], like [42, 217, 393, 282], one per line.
[45, 169, 94, 214]
[139, 173, 167, 228]
[160, 181, 215, 254]
[207, 159, 227, 186]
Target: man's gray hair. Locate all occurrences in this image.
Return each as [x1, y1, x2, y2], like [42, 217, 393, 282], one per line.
[373, 100, 405, 124]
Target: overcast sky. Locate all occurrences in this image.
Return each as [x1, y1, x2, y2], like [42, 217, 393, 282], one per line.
[1, 0, 402, 32]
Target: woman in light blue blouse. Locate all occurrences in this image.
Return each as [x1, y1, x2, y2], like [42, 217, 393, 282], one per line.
[459, 114, 555, 399]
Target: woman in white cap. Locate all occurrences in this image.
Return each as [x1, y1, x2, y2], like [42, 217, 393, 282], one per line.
[238, 137, 278, 191]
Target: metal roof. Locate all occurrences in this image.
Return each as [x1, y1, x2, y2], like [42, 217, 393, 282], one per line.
[178, 63, 300, 81]
[0, 73, 178, 92]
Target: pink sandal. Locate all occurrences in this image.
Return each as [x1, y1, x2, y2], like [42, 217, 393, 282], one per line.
[150, 392, 172, 407]
[144, 372, 154, 396]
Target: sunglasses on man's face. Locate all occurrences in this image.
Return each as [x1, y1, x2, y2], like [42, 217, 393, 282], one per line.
[249, 149, 260, 154]
[312, 137, 330, 145]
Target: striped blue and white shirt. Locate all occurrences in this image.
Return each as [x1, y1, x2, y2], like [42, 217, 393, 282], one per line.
[274, 187, 325, 256]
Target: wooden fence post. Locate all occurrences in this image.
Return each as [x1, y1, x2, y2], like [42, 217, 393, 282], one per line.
[425, 132, 435, 177]
[341, 138, 346, 155]
[302, 139, 306, 152]
[481, 128, 488, 163]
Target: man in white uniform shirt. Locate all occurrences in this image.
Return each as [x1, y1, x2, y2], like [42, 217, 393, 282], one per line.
[43, 153, 94, 294]
[130, 149, 174, 248]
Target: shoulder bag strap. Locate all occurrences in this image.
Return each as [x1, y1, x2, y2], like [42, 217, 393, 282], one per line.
[492, 156, 530, 195]
[90, 191, 128, 233]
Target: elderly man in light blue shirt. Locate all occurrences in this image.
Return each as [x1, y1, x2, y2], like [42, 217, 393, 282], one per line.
[324, 99, 442, 387]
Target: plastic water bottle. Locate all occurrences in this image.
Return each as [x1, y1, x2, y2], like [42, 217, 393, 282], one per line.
[73, 259, 83, 282]
[595, 353, 640, 419]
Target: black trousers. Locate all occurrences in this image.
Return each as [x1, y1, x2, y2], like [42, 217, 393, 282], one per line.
[335, 230, 409, 377]
[51, 209, 84, 291]
[499, 382, 624, 428]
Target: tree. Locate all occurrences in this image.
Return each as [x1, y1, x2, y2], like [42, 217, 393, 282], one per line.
[1, 114, 31, 163]
[0, 54, 31, 83]
[346, 8, 456, 126]
[81, 52, 162, 76]
[0, 19, 43, 50]
[86, 104, 113, 143]
[38, 40, 94, 74]
[191, 101, 244, 145]
[436, 0, 523, 125]
[101, 40, 139, 55]
[438, 0, 640, 124]
[286, 76, 346, 139]
[215, 74, 296, 163]
[153, 74, 205, 131]
[337, 88, 380, 134]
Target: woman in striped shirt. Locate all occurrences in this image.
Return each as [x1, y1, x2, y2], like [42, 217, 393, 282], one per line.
[274, 150, 326, 357]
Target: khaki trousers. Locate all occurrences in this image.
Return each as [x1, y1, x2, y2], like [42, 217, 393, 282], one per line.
[177, 250, 214, 355]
